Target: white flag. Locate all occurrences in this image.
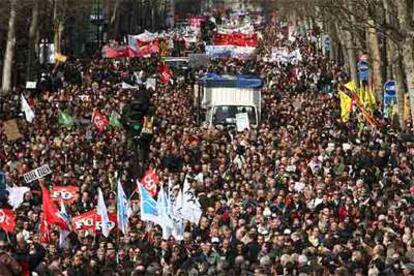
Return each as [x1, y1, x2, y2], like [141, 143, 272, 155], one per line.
[59, 201, 71, 248]
[171, 189, 184, 241]
[181, 178, 202, 224]
[6, 186, 30, 210]
[193, 172, 204, 183]
[21, 95, 35, 123]
[117, 179, 133, 234]
[157, 186, 173, 239]
[97, 188, 110, 237]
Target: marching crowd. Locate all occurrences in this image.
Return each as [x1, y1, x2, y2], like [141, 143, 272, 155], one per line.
[1, 15, 414, 276]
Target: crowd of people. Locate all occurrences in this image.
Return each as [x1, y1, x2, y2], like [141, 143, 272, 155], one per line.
[1, 12, 414, 276]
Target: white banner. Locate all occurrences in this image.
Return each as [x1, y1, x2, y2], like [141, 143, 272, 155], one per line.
[23, 164, 52, 183]
[271, 48, 302, 64]
[205, 45, 256, 60]
[217, 24, 254, 35]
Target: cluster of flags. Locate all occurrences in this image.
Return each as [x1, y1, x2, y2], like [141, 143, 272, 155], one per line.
[338, 81, 379, 126]
[137, 176, 202, 241]
[57, 109, 122, 130]
[20, 96, 122, 131]
[1, 170, 203, 244]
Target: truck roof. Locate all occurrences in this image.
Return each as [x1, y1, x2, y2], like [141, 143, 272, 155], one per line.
[201, 73, 263, 88]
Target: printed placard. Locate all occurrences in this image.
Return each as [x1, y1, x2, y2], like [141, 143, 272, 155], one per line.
[23, 165, 52, 183]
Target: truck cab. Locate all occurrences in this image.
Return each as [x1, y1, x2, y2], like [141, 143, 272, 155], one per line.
[200, 74, 263, 128]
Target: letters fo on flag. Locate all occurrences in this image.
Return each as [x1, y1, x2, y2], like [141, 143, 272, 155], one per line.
[0, 209, 15, 233]
[71, 210, 117, 234]
[140, 169, 159, 197]
[41, 185, 69, 230]
[51, 186, 79, 204]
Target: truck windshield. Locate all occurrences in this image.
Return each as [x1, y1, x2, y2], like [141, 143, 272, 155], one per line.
[212, 106, 257, 125]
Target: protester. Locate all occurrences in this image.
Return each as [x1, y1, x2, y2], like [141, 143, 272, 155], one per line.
[1, 10, 414, 276]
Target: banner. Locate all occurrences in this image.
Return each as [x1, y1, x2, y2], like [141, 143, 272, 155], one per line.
[51, 186, 79, 204]
[102, 45, 129, 58]
[128, 32, 160, 58]
[213, 33, 258, 47]
[0, 209, 15, 233]
[23, 164, 52, 183]
[3, 119, 23, 141]
[384, 80, 397, 118]
[205, 45, 256, 60]
[135, 30, 158, 43]
[217, 24, 254, 35]
[271, 48, 302, 64]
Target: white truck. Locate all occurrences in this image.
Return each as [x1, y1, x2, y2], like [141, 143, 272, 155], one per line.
[200, 74, 262, 128]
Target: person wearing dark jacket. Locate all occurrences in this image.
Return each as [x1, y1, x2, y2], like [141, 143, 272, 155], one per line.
[12, 239, 46, 276]
[0, 240, 22, 276]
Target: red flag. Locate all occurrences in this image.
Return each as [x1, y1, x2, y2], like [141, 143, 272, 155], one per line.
[0, 209, 15, 233]
[160, 63, 172, 85]
[38, 215, 50, 243]
[71, 210, 97, 233]
[92, 110, 109, 132]
[137, 39, 159, 57]
[41, 185, 69, 230]
[140, 169, 159, 197]
[71, 210, 117, 235]
[51, 186, 79, 204]
[103, 45, 129, 58]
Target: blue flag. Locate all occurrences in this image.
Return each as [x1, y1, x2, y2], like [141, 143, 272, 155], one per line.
[137, 181, 160, 224]
[117, 179, 133, 234]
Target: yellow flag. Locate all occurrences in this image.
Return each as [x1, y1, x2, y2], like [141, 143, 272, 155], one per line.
[364, 89, 377, 111]
[55, 53, 67, 63]
[404, 94, 410, 121]
[345, 80, 363, 104]
[339, 90, 352, 122]
[344, 81, 358, 94]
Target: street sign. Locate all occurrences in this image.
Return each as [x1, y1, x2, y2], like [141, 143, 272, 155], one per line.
[383, 80, 397, 118]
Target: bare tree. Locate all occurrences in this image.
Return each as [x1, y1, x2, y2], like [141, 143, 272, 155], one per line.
[1, 0, 17, 95]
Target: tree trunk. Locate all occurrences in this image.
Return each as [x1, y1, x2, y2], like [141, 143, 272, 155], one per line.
[110, 0, 121, 39]
[1, 0, 17, 95]
[367, 18, 383, 102]
[53, 0, 64, 54]
[396, 0, 414, 124]
[395, 53, 406, 128]
[344, 29, 358, 82]
[27, 0, 39, 81]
